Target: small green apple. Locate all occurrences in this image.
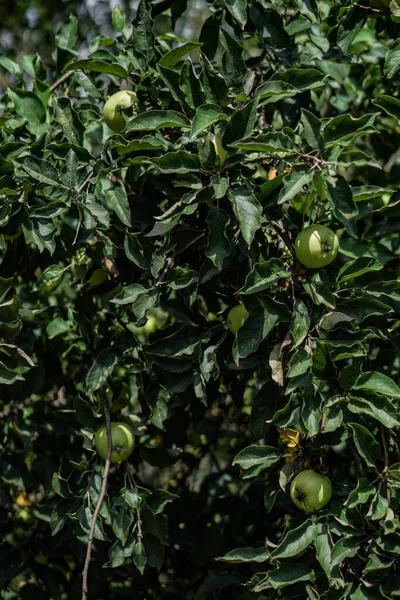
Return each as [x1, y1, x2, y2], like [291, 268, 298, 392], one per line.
[290, 469, 332, 513]
[227, 304, 249, 334]
[142, 314, 159, 335]
[95, 422, 135, 462]
[103, 90, 137, 133]
[295, 224, 339, 269]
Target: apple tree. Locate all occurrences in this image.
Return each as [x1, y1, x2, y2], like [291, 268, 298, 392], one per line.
[1, 0, 400, 599]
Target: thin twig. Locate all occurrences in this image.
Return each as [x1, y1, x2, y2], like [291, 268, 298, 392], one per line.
[50, 71, 73, 93]
[82, 400, 112, 600]
[381, 425, 391, 504]
[353, 2, 385, 14]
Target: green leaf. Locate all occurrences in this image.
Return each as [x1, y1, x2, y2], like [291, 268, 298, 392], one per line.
[124, 233, 150, 269]
[220, 28, 253, 95]
[300, 108, 323, 150]
[374, 95, 400, 119]
[337, 258, 383, 283]
[111, 499, 134, 546]
[367, 492, 388, 521]
[53, 97, 84, 146]
[331, 538, 361, 568]
[339, 238, 393, 266]
[352, 185, 394, 202]
[148, 152, 200, 174]
[126, 110, 190, 132]
[234, 306, 279, 361]
[0, 55, 23, 79]
[271, 68, 327, 91]
[147, 489, 178, 515]
[348, 394, 400, 429]
[294, 0, 320, 24]
[7, 87, 46, 126]
[199, 11, 223, 60]
[240, 259, 291, 295]
[228, 187, 262, 245]
[151, 388, 169, 430]
[384, 39, 400, 79]
[191, 104, 227, 138]
[105, 187, 132, 227]
[223, 98, 259, 148]
[112, 5, 126, 32]
[353, 372, 400, 400]
[205, 208, 231, 270]
[277, 166, 314, 205]
[232, 132, 294, 157]
[345, 478, 376, 509]
[145, 328, 201, 357]
[290, 300, 310, 349]
[337, 6, 368, 55]
[349, 423, 380, 468]
[322, 113, 376, 147]
[132, 539, 147, 574]
[271, 521, 316, 560]
[314, 523, 334, 578]
[254, 562, 314, 592]
[15, 156, 61, 187]
[224, 0, 247, 27]
[55, 14, 78, 50]
[46, 317, 73, 340]
[327, 175, 358, 237]
[86, 348, 119, 393]
[232, 445, 281, 477]
[65, 59, 127, 78]
[200, 53, 230, 106]
[159, 42, 202, 67]
[287, 348, 312, 378]
[129, 0, 155, 70]
[217, 546, 269, 563]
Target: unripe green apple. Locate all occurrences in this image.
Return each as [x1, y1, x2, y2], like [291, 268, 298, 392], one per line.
[95, 422, 135, 462]
[227, 304, 249, 334]
[295, 224, 339, 269]
[290, 469, 332, 513]
[103, 90, 137, 132]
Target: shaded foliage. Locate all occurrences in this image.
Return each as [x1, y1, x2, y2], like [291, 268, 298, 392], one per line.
[1, 1, 400, 599]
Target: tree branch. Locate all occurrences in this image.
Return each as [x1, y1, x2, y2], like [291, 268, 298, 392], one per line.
[82, 400, 112, 600]
[353, 2, 385, 14]
[50, 71, 73, 93]
[381, 425, 391, 504]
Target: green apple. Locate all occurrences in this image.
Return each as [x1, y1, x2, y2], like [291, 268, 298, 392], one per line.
[290, 469, 332, 513]
[227, 304, 249, 334]
[295, 224, 339, 269]
[142, 314, 159, 335]
[94, 422, 135, 462]
[103, 90, 137, 133]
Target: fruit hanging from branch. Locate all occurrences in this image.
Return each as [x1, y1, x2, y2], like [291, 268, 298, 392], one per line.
[294, 224, 339, 269]
[94, 422, 135, 462]
[290, 469, 332, 512]
[227, 304, 249, 334]
[103, 90, 137, 133]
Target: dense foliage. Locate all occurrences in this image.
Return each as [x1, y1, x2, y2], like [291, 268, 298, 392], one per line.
[1, 1, 400, 598]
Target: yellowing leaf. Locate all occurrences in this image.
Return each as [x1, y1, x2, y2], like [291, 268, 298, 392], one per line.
[278, 427, 301, 448]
